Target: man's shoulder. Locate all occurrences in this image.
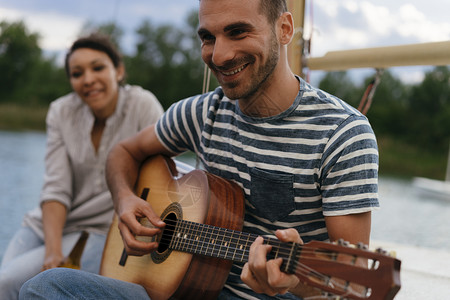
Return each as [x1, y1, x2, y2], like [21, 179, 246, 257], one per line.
[299, 81, 363, 118]
[176, 86, 229, 109]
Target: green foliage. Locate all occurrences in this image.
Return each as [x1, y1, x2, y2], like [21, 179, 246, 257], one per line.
[406, 66, 450, 151]
[125, 10, 215, 109]
[0, 20, 71, 105]
[364, 71, 411, 137]
[0, 21, 41, 103]
[318, 71, 360, 106]
[79, 21, 124, 52]
[0, 103, 47, 131]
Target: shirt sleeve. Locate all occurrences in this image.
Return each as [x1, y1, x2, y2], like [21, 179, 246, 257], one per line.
[134, 86, 164, 130]
[320, 115, 379, 216]
[39, 101, 73, 209]
[155, 94, 206, 155]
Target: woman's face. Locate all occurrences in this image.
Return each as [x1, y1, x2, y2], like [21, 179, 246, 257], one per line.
[67, 48, 124, 120]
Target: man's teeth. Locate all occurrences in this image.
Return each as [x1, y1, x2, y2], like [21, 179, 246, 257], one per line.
[223, 65, 245, 76]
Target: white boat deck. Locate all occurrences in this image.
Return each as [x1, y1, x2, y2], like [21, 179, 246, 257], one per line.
[412, 177, 450, 200]
[371, 240, 450, 299]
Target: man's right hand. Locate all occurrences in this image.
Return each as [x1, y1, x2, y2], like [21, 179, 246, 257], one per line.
[117, 193, 165, 256]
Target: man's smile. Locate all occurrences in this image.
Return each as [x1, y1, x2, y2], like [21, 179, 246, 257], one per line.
[221, 64, 248, 76]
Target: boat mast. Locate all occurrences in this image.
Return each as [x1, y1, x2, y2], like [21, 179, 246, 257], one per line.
[286, 0, 306, 77]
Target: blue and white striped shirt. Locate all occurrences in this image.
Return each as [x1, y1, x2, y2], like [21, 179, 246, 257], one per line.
[156, 77, 379, 299]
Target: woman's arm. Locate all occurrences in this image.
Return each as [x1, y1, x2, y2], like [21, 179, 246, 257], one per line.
[41, 200, 67, 270]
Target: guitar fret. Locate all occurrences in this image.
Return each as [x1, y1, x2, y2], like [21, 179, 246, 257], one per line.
[197, 222, 206, 255]
[243, 234, 252, 262]
[184, 221, 194, 252]
[199, 223, 209, 256]
[177, 221, 186, 252]
[221, 228, 230, 259]
[209, 226, 218, 255]
[170, 221, 180, 250]
[192, 222, 201, 254]
[169, 220, 298, 270]
[230, 230, 241, 261]
[170, 220, 253, 262]
[204, 223, 213, 255]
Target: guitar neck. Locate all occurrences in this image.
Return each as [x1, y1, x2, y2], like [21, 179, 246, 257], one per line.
[165, 219, 299, 274]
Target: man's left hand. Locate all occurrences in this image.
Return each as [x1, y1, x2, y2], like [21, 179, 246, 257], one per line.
[241, 228, 303, 296]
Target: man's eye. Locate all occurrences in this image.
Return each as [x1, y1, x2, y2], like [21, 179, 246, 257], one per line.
[230, 29, 246, 37]
[201, 34, 215, 43]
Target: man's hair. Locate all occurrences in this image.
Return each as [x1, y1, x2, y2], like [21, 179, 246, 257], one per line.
[64, 33, 123, 79]
[259, 0, 288, 25]
[198, 0, 288, 25]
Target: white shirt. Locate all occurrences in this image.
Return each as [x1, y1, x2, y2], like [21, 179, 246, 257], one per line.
[23, 85, 163, 238]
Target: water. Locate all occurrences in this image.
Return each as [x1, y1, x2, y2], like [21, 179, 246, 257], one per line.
[0, 131, 46, 260]
[1, 130, 450, 262]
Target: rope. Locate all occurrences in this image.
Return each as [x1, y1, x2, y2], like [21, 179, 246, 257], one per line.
[357, 68, 384, 115]
[202, 64, 211, 94]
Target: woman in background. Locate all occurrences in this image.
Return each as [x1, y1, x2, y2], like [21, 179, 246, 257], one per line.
[0, 33, 164, 299]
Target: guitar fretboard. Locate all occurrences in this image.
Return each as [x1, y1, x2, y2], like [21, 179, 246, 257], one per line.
[166, 219, 299, 274]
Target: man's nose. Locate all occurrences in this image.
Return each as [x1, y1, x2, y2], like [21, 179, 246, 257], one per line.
[211, 37, 236, 67]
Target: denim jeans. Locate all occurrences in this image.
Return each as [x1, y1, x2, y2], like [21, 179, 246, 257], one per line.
[19, 268, 150, 300]
[19, 268, 302, 299]
[0, 226, 106, 300]
[20, 268, 241, 300]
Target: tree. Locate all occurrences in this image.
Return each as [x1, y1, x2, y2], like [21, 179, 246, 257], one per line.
[364, 70, 411, 137]
[0, 21, 41, 103]
[317, 71, 360, 107]
[79, 21, 124, 52]
[125, 10, 210, 109]
[407, 66, 450, 151]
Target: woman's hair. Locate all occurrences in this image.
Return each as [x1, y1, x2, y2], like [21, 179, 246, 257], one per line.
[64, 33, 125, 83]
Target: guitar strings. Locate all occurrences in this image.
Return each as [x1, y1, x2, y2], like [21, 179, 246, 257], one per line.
[293, 262, 363, 298]
[147, 219, 366, 298]
[156, 224, 348, 267]
[154, 219, 360, 261]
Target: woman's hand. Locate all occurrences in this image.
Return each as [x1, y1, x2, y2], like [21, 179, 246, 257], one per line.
[42, 251, 64, 271]
[241, 228, 303, 296]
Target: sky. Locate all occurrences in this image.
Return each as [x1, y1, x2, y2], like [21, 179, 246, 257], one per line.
[0, 0, 449, 85]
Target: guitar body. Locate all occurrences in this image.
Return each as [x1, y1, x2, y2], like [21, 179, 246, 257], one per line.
[100, 155, 245, 300]
[101, 155, 401, 300]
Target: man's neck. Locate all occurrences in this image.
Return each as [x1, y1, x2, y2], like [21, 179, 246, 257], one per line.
[239, 70, 299, 118]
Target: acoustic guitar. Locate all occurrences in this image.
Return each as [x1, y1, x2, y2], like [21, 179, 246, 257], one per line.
[100, 155, 401, 300]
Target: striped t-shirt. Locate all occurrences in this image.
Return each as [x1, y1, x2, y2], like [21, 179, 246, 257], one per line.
[156, 77, 379, 299]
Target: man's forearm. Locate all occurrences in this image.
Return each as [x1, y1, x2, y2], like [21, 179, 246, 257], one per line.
[105, 143, 141, 210]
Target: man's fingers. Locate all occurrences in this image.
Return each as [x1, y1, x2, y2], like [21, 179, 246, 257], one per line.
[266, 258, 299, 294]
[275, 228, 303, 244]
[118, 219, 160, 256]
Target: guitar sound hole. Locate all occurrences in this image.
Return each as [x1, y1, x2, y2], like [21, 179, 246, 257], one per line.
[157, 212, 177, 253]
[151, 202, 182, 264]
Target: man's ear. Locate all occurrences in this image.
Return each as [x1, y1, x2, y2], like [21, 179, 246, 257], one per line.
[278, 12, 295, 45]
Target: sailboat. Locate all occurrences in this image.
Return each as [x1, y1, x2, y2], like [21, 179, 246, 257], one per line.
[412, 142, 450, 200]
